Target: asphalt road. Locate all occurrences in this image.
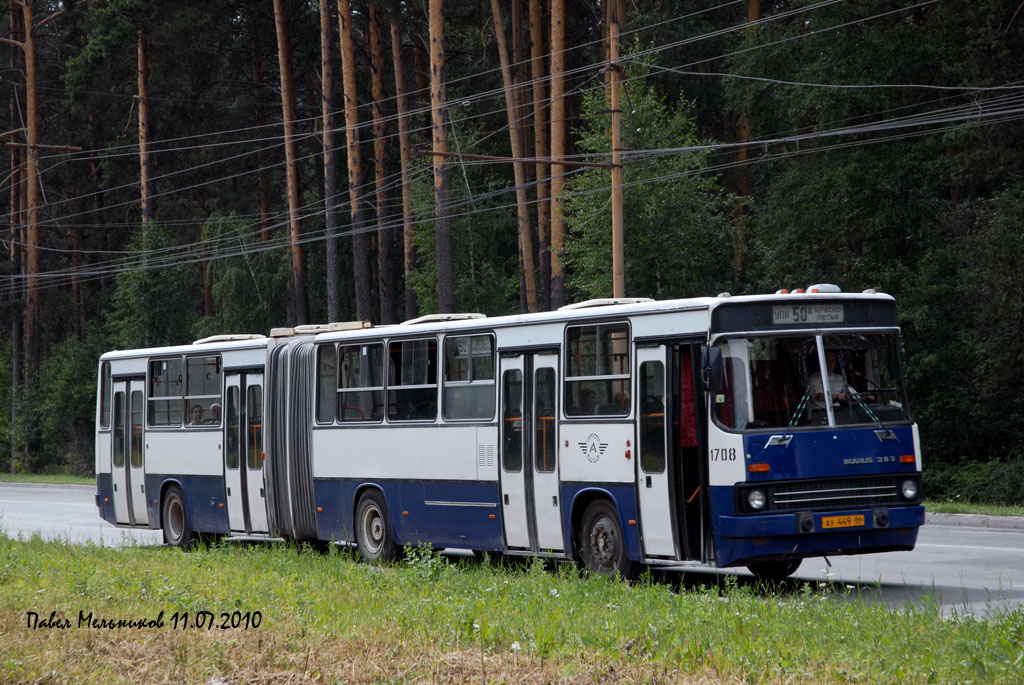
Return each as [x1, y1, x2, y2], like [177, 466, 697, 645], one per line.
[2, 482, 1022, 616]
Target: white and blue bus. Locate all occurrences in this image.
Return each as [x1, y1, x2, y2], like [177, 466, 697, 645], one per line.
[95, 288, 924, 579]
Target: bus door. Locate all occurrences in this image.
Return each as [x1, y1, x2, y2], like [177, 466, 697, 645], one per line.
[673, 343, 708, 561]
[128, 379, 149, 525]
[111, 378, 144, 525]
[499, 352, 565, 553]
[635, 346, 676, 557]
[224, 371, 268, 534]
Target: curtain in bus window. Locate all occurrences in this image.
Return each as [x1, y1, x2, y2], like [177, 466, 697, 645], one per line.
[501, 370, 523, 471]
[534, 368, 556, 472]
[678, 347, 698, 448]
[248, 384, 263, 469]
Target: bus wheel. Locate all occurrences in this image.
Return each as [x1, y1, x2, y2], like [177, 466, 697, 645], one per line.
[355, 490, 397, 564]
[579, 500, 638, 579]
[162, 486, 197, 549]
[747, 558, 801, 582]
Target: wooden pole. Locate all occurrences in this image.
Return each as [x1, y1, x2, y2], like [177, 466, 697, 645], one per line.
[391, 20, 419, 321]
[22, 0, 40, 376]
[138, 28, 153, 227]
[609, 0, 624, 298]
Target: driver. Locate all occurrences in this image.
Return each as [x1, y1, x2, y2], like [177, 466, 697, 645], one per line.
[807, 350, 854, 409]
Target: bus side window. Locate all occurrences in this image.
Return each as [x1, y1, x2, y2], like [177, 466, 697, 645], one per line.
[388, 339, 437, 421]
[99, 362, 111, 429]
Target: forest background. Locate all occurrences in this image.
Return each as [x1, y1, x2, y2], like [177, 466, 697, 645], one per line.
[1, 0, 1022, 503]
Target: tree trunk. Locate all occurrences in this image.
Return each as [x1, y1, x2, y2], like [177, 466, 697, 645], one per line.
[319, 0, 342, 322]
[272, 0, 310, 325]
[370, 5, 396, 324]
[511, 0, 530, 160]
[491, 0, 537, 312]
[138, 29, 153, 228]
[22, 0, 40, 377]
[412, 28, 430, 111]
[548, 0, 566, 309]
[338, 0, 373, 322]
[391, 21, 418, 322]
[529, 0, 550, 309]
[430, 0, 454, 313]
[251, 31, 272, 241]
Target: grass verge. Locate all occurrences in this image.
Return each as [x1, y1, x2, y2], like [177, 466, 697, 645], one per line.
[1, 535, 1022, 683]
[925, 500, 1024, 517]
[0, 472, 94, 486]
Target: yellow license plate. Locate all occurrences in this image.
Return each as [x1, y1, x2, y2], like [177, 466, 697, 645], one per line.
[821, 514, 865, 529]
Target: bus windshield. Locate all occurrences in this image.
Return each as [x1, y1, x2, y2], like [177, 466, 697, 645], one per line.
[712, 332, 911, 431]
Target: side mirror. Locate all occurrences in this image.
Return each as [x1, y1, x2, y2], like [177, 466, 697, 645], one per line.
[701, 346, 723, 393]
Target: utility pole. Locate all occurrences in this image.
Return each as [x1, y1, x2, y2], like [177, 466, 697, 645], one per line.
[609, 0, 624, 298]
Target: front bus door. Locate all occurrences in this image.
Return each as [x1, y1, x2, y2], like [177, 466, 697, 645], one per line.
[224, 371, 268, 534]
[498, 352, 565, 553]
[635, 346, 675, 557]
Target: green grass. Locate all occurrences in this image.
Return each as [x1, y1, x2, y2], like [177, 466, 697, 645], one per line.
[925, 500, 1024, 518]
[1, 536, 1022, 683]
[0, 472, 94, 486]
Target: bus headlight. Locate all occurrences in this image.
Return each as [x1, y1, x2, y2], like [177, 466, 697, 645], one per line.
[747, 489, 767, 511]
[900, 479, 919, 501]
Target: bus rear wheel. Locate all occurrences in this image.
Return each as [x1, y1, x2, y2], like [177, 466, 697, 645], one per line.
[355, 490, 397, 564]
[579, 500, 638, 579]
[747, 558, 801, 582]
[162, 485, 197, 549]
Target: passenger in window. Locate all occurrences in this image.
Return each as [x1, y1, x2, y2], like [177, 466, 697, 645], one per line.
[580, 388, 597, 414]
[189, 405, 205, 425]
[206, 403, 222, 424]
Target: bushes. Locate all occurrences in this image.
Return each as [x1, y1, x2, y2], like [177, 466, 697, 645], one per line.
[924, 457, 1024, 506]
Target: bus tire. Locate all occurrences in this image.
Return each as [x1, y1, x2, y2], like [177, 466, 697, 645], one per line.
[162, 485, 197, 549]
[355, 490, 397, 564]
[579, 499, 638, 579]
[747, 558, 801, 582]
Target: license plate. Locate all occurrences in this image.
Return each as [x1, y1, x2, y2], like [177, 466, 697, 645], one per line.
[821, 514, 865, 529]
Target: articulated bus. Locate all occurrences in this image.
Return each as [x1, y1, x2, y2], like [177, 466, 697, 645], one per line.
[95, 288, 924, 579]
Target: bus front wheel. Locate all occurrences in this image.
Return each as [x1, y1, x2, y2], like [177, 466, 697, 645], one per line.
[579, 500, 639, 579]
[162, 485, 197, 549]
[355, 490, 397, 564]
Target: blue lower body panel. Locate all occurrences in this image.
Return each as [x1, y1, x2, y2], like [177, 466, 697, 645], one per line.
[313, 479, 505, 551]
[95, 473, 229, 535]
[714, 505, 925, 567]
